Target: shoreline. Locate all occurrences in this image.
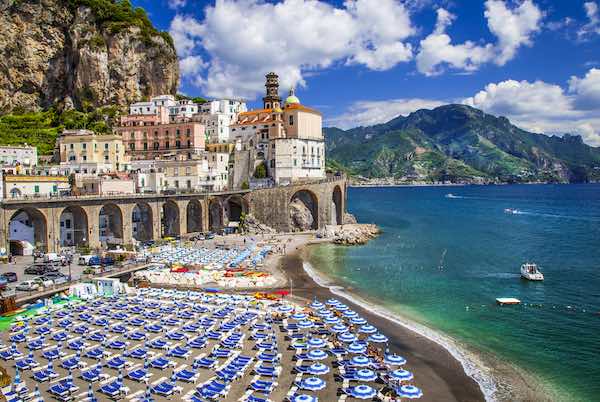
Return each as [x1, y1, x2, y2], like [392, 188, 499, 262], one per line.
[275, 240, 554, 402]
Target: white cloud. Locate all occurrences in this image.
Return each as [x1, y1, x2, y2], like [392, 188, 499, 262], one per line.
[170, 0, 415, 98]
[326, 98, 446, 129]
[179, 55, 207, 77]
[328, 69, 600, 146]
[168, 0, 187, 9]
[578, 2, 600, 38]
[416, 1, 542, 76]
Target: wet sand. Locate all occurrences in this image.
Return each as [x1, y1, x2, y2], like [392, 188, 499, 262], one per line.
[281, 250, 485, 402]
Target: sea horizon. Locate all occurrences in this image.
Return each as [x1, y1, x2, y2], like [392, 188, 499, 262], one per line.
[306, 183, 600, 402]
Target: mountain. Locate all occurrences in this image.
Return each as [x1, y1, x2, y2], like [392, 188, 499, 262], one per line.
[0, 0, 179, 113]
[324, 104, 600, 184]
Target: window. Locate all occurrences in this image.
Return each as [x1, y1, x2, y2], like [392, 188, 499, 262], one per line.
[176, 140, 181, 149]
[153, 142, 159, 150]
[141, 178, 145, 187]
[187, 140, 191, 148]
[186, 128, 191, 136]
[154, 131, 158, 137]
[131, 133, 135, 139]
[174, 168, 179, 176]
[104, 155, 109, 161]
[34, 185, 39, 193]
[70, 144, 74, 150]
[83, 156, 87, 161]
[143, 142, 148, 150]
[165, 141, 170, 149]
[294, 159, 297, 166]
[65, 219, 71, 229]
[176, 129, 180, 136]
[175, 180, 179, 188]
[186, 167, 191, 175]
[129, 143, 135, 150]
[289, 115, 294, 125]
[82, 143, 87, 149]
[187, 180, 191, 189]
[104, 143, 109, 150]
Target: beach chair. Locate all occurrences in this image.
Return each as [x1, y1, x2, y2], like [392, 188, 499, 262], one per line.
[249, 379, 276, 394]
[61, 357, 82, 371]
[151, 381, 182, 397]
[106, 356, 129, 370]
[174, 368, 199, 383]
[125, 347, 148, 359]
[80, 367, 108, 383]
[85, 347, 105, 360]
[99, 380, 129, 399]
[150, 356, 174, 369]
[127, 368, 151, 383]
[32, 366, 59, 382]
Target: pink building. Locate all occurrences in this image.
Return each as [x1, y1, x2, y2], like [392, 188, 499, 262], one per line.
[116, 110, 206, 160]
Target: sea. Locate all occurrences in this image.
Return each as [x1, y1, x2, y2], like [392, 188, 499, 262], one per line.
[307, 184, 600, 402]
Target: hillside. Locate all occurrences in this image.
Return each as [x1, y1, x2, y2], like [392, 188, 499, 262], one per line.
[325, 105, 600, 183]
[0, 0, 179, 113]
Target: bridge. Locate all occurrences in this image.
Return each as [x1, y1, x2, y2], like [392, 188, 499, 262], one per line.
[0, 176, 347, 253]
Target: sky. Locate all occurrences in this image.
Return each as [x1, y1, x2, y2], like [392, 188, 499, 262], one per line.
[132, 0, 600, 146]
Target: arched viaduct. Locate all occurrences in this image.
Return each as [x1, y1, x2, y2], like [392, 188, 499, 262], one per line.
[0, 176, 347, 252]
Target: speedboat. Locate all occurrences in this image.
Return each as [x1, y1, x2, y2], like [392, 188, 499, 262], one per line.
[521, 263, 544, 281]
[504, 208, 520, 214]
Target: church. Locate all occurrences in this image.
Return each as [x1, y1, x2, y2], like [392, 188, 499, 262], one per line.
[229, 72, 326, 188]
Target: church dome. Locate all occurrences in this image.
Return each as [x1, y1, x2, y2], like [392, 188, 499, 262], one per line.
[285, 88, 300, 104]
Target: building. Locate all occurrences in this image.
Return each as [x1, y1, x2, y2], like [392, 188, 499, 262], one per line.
[58, 130, 129, 172]
[0, 145, 37, 167]
[195, 99, 247, 143]
[229, 73, 325, 187]
[116, 117, 206, 161]
[169, 99, 199, 120]
[74, 174, 136, 196]
[3, 174, 70, 199]
[129, 95, 177, 116]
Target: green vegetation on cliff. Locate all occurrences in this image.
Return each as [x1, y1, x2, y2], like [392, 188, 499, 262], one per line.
[68, 0, 174, 48]
[325, 104, 600, 183]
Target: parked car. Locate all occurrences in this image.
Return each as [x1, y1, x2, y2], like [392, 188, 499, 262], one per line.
[41, 273, 68, 285]
[0, 276, 7, 290]
[43, 253, 68, 266]
[24, 263, 48, 275]
[83, 265, 103, 275]
[2, 272, 17, 282]
[16, 278, 48, 292]
[206, 232, 216, 240]
[78, 255, 95, 265]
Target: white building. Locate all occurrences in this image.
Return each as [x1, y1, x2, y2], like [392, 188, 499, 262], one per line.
[195, 99, 247, 144]
[0, 145, 37, 167]
[169, 99, 199, 120]
[3, 174, 71, 199]
[129, 95, 177, 115]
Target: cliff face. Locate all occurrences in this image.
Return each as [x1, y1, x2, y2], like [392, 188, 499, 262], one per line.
[0, 0, 179, 112]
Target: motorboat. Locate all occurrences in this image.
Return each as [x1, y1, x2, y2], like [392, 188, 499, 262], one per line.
[521, 262, 544, 281]
[504, 208, 521, 214]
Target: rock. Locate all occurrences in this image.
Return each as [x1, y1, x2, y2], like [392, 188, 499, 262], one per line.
[0, 0, 179, 113]
[343, 213, 358, 224]
[317, 223, 380, 245]
[289, 198, 314, 232]
[241, 214, 276, 235]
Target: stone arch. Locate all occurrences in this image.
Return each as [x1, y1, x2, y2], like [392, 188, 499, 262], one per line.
[225, 195, 248, 223]
[290, 189, 319, 231]
[162, 200, 180, 237]
[331, 185, 343, 225]
[99, 203, 124, 245]
[132, 202, 153, 242]
[59, 206, 89, 247]
[209, 198, 224, 231]
[8, 207, 48, 254]
[186, 199, 203, 234]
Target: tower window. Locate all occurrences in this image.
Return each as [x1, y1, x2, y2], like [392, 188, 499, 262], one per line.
[289, 115, 294, 125]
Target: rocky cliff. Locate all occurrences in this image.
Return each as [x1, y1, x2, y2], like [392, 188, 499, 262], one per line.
[0, 0, 179, 113]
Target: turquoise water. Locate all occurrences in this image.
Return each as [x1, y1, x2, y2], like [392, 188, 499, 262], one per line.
[308, 184, 600, 401]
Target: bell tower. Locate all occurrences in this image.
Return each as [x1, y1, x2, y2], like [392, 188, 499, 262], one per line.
[263, 72, 281, 110]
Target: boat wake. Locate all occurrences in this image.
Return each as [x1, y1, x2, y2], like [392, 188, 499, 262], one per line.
[505, 209, 600, 221]
[302, 260, 498, 402]
[445, 193, 464, 199]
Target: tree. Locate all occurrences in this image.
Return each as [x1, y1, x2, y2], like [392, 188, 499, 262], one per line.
[241, 181, 249, 190]
[253, 162, 267, 179]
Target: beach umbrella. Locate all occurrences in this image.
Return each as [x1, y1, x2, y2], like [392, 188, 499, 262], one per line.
[356, 368, 378, 382]
[350, 384, 377, 399]
[338, 332, 357, 343]
[310, 300, 324, 309]
[307, 338, 326, 349]
[118, 368, 123, 383]
[278, 305, 294, 314]
[13, 368, 21, 385]
[350, 355, 371, 367]
[350, 317, 367, 325]
[291, 313, 308, 321]
[346, 342, 367, 354]
[368, 333, 389, 343]
[330, 324, 348, 333]
[298, 320, 314, 329]
[292, 394, 318, 402]
[88, 383, 94, 399]
[384, 354, 407, 366]
[326, 299, 340, 305]
[307, 349, 328, 361]
[389, 369, 413, 382]
[34, 384, 41, 399]
[334, 304, 349, 311]
[299, 376, 326, 391]
[396, 385, 423, 399]
[343, 310, 358, 318]
[307, 362, 330, 375]
[324, 316, 341, 325]
[359, 324, 378, 334]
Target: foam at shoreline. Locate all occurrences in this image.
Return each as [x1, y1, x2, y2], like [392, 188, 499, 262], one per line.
[301, 259, 499, 402]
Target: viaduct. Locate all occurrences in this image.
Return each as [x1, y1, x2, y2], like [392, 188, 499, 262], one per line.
[0, 177, 347, 253]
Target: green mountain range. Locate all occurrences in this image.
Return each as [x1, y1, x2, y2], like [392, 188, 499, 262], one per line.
[324, 104, 600, 184]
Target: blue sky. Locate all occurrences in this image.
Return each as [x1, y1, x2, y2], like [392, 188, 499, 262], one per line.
[132, 0, 600, 145]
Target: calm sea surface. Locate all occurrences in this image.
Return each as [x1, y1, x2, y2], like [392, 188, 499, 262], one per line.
[308, 184, 600, 402]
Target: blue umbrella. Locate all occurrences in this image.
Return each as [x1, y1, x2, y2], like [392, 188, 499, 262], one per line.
[34, 384, 41, 399]
[310, 300, 324, 309]
[356, 368, 377, 382]
[368, 333, 389, 343]
[298, 320, 314, 329]
[346, 342, 367, 354]
[359, 324, 378, 334]
[343, 310, 358, 318]
[278, 305, 293, 314]
[326, 299, 340, 305]
[316, 309, 333, 317]
[13, 368, 21, 385]
[389, 369, 413, 381]
[350, 355, 371, 367]
[330, 324, 348, 333]
[299, 376, 326, 391]
[396, 385, 423, 399]
[307, 362, 330, 375]
[307, 349, 328, 361]
[291, 313, 307, 320]
[334, 304, 349, 311]
[307, 338, 326, 348]
[350, 317, 367, 325]
[88, 383, 94, 399]
[324, 316, 340, 325]
[292, 394, 318, 402]
[384, 354, 407, 366]
[350, 384, 377, 399]
[338, 332, 357, 343]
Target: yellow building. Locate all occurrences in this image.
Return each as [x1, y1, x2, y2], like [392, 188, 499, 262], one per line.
[58, 129, 129, 171]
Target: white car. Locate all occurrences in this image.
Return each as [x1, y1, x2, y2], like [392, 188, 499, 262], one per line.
[16, 279, 48, 292]
[43, 253, 67, 265]
[78, 255, 95, 265]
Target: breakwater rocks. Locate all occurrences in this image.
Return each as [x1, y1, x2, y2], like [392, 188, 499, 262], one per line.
[317, 224, 380, 245]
